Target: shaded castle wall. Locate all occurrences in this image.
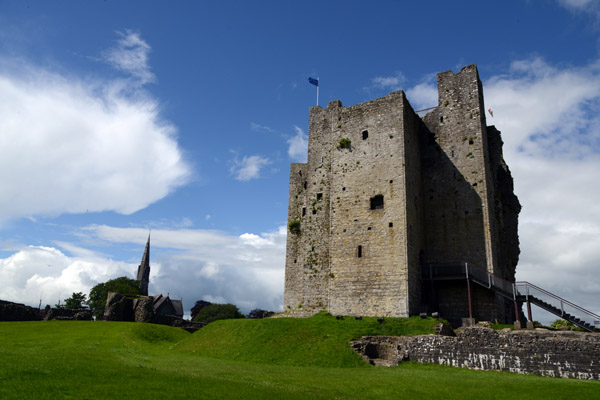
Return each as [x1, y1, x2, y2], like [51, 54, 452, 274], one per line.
[420, 66, 516, 325]
[421, 65, 495, 271]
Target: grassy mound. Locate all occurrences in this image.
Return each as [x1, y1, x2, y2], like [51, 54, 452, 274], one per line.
[1, 320, 598, 399]
[176, 313, 439, 367]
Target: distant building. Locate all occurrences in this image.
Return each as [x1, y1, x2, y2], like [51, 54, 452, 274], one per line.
[136, 233, 151, 296]
[152, 294, 183, 319]
[133, 233, 183, 319]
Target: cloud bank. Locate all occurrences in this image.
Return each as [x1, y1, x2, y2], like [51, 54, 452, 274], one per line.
[0, 226, 286, 315]
[0, 33, 190, 223]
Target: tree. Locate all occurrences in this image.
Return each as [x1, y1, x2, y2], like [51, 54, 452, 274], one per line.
[190, 300, 212, 320]
[88, 277, 141, 318]
[63, 292, 87, 309]
[192, 303, 245, 324]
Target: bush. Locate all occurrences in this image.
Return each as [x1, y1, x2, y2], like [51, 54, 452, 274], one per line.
[192, 303, 245, 324]
[549, 319, 583, 331]
[190, 300, 212, 320]
[288, 219, 301, 235]
[337, 137, 351, 149]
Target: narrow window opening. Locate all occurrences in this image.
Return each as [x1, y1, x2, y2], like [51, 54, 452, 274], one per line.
[370, 194, 384, 210]
[357, 245, 363, 258]
[302, 207, 306, 216]
[298, 170, 302, 177]
[389, 180, 393, 184]
[451, 150, 454, 157]
[362, 130, 369, 140]
[440, 116, 444, 123]
[303, 181, 307, 190]
[469, 139, 474, 145]
[312, 209, 317, 215]
[389, 222, 393, 228]
[294, 259, 297, 263]
[316, 193, 323, 200]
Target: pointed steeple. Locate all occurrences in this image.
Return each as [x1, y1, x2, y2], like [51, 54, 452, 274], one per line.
[136, 231, 151, 296]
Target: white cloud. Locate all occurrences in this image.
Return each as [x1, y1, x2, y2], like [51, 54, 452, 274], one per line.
[102, 30, 155, 85]
[287, 126, 308, 162]
[483, 57, 600, 317]
[0, 245, 136, 308]
[230, 155, 271, 181]
[0, 54, 189, 223]
[557, 0, 593, 11]
[370, 72, 406, 91]
[250, 122, 275, 133]
[406, 81, 438, 111]
[0, 225, 286, 314]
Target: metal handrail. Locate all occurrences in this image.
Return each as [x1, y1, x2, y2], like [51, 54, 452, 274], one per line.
[420, 261, 600, 329]
[514, 281, 600, 322]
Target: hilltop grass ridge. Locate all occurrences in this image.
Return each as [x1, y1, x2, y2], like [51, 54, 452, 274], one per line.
[0, 318, 598, 399]
[176, 313, 439, 367]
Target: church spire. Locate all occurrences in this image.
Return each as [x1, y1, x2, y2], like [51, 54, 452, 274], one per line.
[136, 231, 151, 296]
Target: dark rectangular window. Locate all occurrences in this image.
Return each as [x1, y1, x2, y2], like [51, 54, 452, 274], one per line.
[370, 194, 384, 210]
[302, 207, 306, 216]
[357, 245, 362, 258]
[317, 193, 323, 200]
[362, 130, 368, 140]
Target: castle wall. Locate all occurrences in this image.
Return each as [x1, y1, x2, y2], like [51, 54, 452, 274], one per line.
[421, 65, 495, 271]
[328, 92, 411, 317]
[284, 65, 520, 323]
[420, 65, 516, 324]
[283, 104, 335, 313]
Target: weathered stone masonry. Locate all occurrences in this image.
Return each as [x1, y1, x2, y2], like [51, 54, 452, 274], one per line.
[284, 65, 520, 324]
[351, 327, 600, 380]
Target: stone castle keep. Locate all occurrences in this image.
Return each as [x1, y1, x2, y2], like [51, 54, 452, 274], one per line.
[284, 65, 521, 325]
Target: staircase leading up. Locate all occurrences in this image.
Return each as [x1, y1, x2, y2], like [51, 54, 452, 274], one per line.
[421, 262, 599, 332]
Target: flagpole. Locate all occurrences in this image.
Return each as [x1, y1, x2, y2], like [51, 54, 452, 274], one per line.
[317, 77, 319, 106]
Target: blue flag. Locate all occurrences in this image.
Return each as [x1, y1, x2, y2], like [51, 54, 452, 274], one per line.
[308, 77, 319, 87]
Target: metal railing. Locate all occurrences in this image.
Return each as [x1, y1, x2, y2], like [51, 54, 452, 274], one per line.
[421, 262, 600, 331]
[514, 282, 600, 329]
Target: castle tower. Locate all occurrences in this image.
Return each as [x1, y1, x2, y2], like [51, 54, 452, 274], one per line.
[283, 65, 520, 325]
[136, 233, 151, 296]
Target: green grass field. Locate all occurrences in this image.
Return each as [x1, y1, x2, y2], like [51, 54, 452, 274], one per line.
[0, 315, 598, 399]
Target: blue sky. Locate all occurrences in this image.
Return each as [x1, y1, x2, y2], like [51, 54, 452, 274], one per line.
[1, 1, 599, 322]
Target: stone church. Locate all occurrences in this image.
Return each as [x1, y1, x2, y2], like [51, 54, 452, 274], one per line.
[283, 65, 520, 325]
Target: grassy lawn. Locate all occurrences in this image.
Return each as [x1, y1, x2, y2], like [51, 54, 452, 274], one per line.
[0, 316, 598, 399]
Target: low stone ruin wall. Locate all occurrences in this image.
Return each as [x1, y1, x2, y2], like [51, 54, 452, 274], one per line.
[351, 326, 600, 380]
[0, 300, 41, 321]
[44, 307, 92, 321]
